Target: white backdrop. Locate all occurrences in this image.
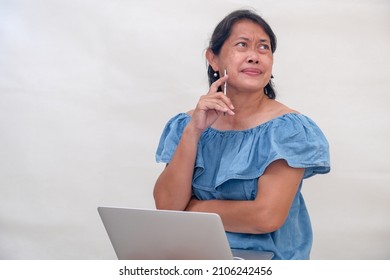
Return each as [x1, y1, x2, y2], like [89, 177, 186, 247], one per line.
[1, 0, 389, 259]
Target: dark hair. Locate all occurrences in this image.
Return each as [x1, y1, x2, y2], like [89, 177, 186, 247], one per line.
[207, 9, 277, 99]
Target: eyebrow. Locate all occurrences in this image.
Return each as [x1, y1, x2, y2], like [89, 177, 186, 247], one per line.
[236, 36, 270, 43]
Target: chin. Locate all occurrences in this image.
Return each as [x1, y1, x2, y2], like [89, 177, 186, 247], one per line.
[239, 83, 267, 93]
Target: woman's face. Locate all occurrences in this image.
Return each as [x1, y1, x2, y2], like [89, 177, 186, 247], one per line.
[209, 20, 273, 94]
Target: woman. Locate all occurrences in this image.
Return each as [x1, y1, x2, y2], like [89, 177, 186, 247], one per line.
[153, 10, 330, 259]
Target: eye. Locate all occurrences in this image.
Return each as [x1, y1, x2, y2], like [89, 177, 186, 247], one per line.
[259, 44, 270, 51]
[236, 42, 247, 47]
[260, 44, 270, 50]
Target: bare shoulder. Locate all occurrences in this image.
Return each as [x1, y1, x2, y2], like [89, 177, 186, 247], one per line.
[272, 100, 300, 116]
[249, 100, 302, 129]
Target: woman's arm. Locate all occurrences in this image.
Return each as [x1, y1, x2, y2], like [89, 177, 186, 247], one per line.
[153, 75, 234, 210]
[185, 159, 304, 234]
[153, 124, 201, 210]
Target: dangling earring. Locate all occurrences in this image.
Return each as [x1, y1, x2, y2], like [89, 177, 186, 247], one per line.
[213, 72, 218, 78]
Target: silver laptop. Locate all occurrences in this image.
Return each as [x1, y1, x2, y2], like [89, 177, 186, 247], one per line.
[98, 206, 274, 260]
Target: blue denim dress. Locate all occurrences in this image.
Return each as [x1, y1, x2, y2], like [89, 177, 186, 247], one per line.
[156, 113, 330, 259]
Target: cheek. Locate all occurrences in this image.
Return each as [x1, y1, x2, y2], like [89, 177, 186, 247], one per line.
[223, 53, 246, 73]
[263, 54, 273, 66]
[263, 57, 274, 76]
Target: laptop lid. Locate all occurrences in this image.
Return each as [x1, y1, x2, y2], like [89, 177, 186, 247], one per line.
[98, 206, 234, 260]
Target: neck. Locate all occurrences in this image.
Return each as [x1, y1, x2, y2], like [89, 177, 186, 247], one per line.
[214, 88, 273, 130]
[227, 88, 269, 116]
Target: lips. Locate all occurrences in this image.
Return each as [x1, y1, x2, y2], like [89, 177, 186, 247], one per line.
[241, 68, 263, 76]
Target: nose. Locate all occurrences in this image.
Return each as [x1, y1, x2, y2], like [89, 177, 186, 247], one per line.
[248, 58, 259, 64]
[247, 51, 259, 64]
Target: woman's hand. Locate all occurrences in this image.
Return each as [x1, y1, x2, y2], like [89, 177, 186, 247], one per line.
[188, 75, 234, 133]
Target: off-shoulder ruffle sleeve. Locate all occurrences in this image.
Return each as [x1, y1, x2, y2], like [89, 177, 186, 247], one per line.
[156, 113, 330, 189]
[254, 113, 330, 179]
[155, 113, 191, 163]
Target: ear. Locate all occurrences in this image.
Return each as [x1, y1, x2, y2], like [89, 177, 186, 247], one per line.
[206, 48, 219, 72]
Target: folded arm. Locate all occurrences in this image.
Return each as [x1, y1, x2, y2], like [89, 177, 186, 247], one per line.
[185, 159, 304, 234]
